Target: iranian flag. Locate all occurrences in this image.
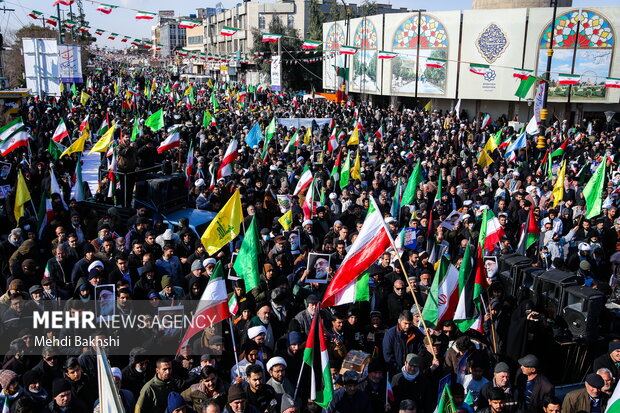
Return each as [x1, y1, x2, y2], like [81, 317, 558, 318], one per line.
[53, 0, 74, 5]
[29, 10, 43, 19]
[339, 46, 359, 55]
[426, 57, 446, 68]
[378, 51, 398, 59]
[302, 179, 316, 220]
[185, 141, 194, 188]
[284, 131, 298, 154]
[108, 33, 118, 40]
[302, 40, 322, 50]
[180, 19, 198, 29]
[481, 208, 505, 252]
[0, 129, 30, 157]
[157, 128, 181, 153]
[557, 73, 580, 85]
[328, 128, 339, 152]
[121, 36, 130, 43]
[454, 244, 479, 332]
[470, 63, 490, 75]
[217, 139, 238, 179]
[46, 16, 59, 26]
[375, 124, 384, 141]
[37, 194, 54, 239]
[322, 197, 392, 307]
[94, 29, 104, 36]
[262, 33, 282, 43]
[97, 4, 117, 14]
[177, 262, 230, 352]
[605, 77, 620, 88]
[513, 68, 534, 80]
[0, 118, 25, 142]
[422, 256, 460, 329]
[303, 308, 333, 408]
[516, 206, 540, 255]
[136, 11, 156, 20]
[64, 20, 77, 29]
[293, 167, 313, 196]
[221, 26, 239, 36]
[481, 113, 492, 130]
[228, 294, 239, 315]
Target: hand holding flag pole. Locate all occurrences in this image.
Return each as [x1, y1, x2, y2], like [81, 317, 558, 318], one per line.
[480, 293, 497, 354]
[228, 318, 241, 378]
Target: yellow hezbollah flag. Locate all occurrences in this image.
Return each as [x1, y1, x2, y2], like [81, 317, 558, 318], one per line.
[423, 100, 432, 112]
[201, 189, 244, 255]
[351, 149, 361, 180]
[304, 127, 312, 145]
[89, 123, 116, 155]
[278, 209, 293, 231]
[61, 127, 89, 158]
[553, 159, 567, 207]
[347, 125, 359, 146]
[14, 170, 31, 223]
[80, 91, 91, 106]
[483, 135, 498, 153]
[477, 150, 494, 168]
[59, 82, 64, 94]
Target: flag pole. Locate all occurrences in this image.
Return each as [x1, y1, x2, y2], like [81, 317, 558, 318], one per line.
[479, 294, 497, 354]
[227, 318, 241, 378]
[293, 356, 305, 401]
[385, 372, 389, 406]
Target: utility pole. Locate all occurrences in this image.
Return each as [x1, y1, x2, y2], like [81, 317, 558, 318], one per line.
[340, 0, 350, 102]
[540, 0, 557, 131]
[57, 3, 63, 45]
[413, 9, 426, 111]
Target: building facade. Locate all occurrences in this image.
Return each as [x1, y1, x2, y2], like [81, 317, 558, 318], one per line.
[152, 11, 187, 58]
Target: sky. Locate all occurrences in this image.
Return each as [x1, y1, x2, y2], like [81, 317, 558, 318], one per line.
[1, 0, 618, 49]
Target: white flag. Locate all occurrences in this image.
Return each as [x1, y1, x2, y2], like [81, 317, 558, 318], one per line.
[97, 347, 125, 413]
[526, 115, 539, 136]
[454, 99, 461, 119]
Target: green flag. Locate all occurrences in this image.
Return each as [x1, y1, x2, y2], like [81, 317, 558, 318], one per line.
[515, 76, 537, 99]
[434, 170, 443, 205]
[401, 159, 422, 205]
[202, 111, 213, 128]
[131, 117, 142, 142]
[262, 118, 277, 160]
[210, 92, 219, 111]
[48, 139, 64, 160]
[437, 384, 457, 413]
[339, 151, 350, 190]
[145, 109, 164, 131]
[233, 216, 261, 291]
[582, 160, 606, 219]
[71, 83, 77, 97]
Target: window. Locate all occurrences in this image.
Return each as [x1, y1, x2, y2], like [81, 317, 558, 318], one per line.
[287, 14, 294, 28]
[188, 36, 203, 45]
[258, 14, 265, 30]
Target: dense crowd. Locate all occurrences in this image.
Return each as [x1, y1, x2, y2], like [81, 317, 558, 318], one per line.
[0, 60, 619, 413]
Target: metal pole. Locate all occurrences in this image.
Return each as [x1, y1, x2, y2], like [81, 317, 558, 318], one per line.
[57, 4, 63, 45]
[414, 10, 426, 110]
[540, 0, 557, 129]
[341, 0, 350, 102]
[69, 3, 74, 39]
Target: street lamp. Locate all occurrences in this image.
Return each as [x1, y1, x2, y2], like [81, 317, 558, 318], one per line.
[540, 0, 558, 130]
[412, 9, 426, 110]
[340, 0, 351, 100]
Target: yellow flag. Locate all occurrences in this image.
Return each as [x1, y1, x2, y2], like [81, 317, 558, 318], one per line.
[483, 135, 498, 153]
[304, 127, 312, 145]
[80, 91, 91, 105]
[553, 160, 567, 207]
[351, 150, 361, 180]
[207, 79, 213, 88]
[14, 170, 31, 223]
[423, 100, 432, 112]
[125, 90, 131, 100]
[477, 150, 494, 167]
[89, 123, 116, 155]
[184, 85, 192, 96]
[201, 189, 244, 255]
[59, 81, 64, 93]
[61, 128, 89, 158]
[113, 81, 119, 95]
[278, 209, 293, 231]
[347, 125, 359, 146]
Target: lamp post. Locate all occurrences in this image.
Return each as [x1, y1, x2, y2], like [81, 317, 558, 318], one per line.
[340, 0, 350, 101]
[540, 0, 558, 130]
[412, 9, 426, 110]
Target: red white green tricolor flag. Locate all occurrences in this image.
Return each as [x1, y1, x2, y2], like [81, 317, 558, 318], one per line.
[221, 26, 240, 36]
[513, 68, 534, 80]
[177, 262, 230, 352]
[339, 45, 359, 55]
[516, 206, 540, 255]
[378, 51, 398, 59]
[135, 11, 156, 20]
[426, 57, 446, 68]
[46, 16, 59, 26]
[302, 40, 322, 50]
[180, 19, 199, 29]
[262, 33, 282, 43]
[557, 73, 580, 85]
[303, 308, 333, 408]
[322, 197, 393, 307]
[470, 63, 491, 75]
[422, 255, 460, 329]
[96, 4, 117, 14]
[480, 207, 505, 252]
[29, 10, 43, 19]
[606, 376, 620, 413]
[605, 77, 620, 88]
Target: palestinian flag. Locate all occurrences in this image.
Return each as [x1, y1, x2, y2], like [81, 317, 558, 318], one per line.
[46, 16, 59, 26]
[303, 308, 333, 408]
[29, 10, 43, 19]
[339, 46, 359, 55]
[262, 33, 282, 43]
[378, 51, 398, 59]
[480, 208, 505, 252]
[422, 256, 460, 329]
[470, 63, 490, 75]
[557, 73, 580, 85]
[330, 148, 342, 181]
[157, 128, 181, 153]
[294, 167, 313, 196]
[323, 197, 392, 307]
[550, 137, 569, 158]
[516, 205, 540, 255]
[177, 262, 230, 352]
[302, 40, 322, 50]
[221, 26, 239, 36]
[513, 68, 534, 80]
[605, 77, 620, 88]
[217, 139, 238, 179]
[180, 19, 199, 29]
[426, 57, 446, 68]
[135, 11, 156, 20]
[97, 4, 117, 14]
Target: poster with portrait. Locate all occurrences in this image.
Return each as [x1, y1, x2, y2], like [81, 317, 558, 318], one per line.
[157, 305, 185, 336]
[0, 162, 11, 180]
[276, 195, 292, 213]
[307, 253, 331, 283]
[483, 256, 499, 280]
[228, 252, 239, 280]
[287, 230, 301, 255]
[440, 210, 463, 230]
[95, 284, 116, 321]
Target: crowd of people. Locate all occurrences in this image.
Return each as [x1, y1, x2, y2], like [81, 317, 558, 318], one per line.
[0, 59, 619, 413]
